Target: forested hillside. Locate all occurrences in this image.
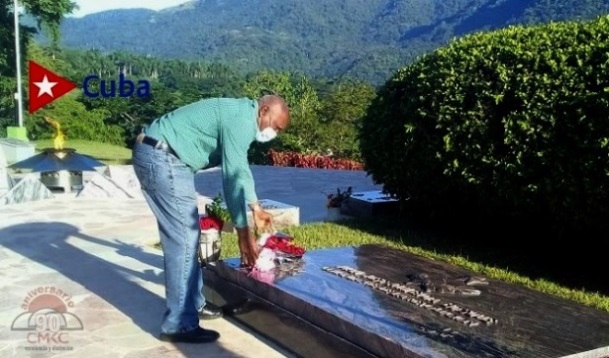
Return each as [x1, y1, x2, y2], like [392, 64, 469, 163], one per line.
[3, 0, 609, 164]
[42, 0, 609, 84]
[0, 40, 376, 166]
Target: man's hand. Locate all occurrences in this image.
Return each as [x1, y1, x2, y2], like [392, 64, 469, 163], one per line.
[250, 203, 273, 233]
[236, 227, 259, 268]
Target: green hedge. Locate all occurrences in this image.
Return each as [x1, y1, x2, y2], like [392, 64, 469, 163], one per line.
[359, 15, 609, 234]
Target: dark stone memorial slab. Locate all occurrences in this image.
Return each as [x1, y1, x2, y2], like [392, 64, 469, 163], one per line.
[202, 244, 609, 358]
[341, 190, 400, 218]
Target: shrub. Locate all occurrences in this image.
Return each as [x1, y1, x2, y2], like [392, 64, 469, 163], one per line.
[359, 15, 609, 235]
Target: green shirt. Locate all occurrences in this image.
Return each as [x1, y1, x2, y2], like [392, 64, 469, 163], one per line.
[144, 97, 259, 228]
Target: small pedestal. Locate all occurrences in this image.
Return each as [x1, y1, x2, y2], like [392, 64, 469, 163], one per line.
[215, 199, 300, 232]
[6, 126, 28, 142]
[39, 170, 82, 193]
[341, 190, 399, 218]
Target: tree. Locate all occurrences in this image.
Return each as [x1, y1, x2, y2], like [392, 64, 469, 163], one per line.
[26, 91, 124, 145]
[285, 75, 322, 153]
[320, 80, 376, 125]
[319, 80, 377, 159]
[0, 0, 76, 119]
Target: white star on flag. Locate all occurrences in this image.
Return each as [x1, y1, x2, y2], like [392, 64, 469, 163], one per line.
[34, 75, 57, 98]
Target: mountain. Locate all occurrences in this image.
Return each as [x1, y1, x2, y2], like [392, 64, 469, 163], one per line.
[43, 0, 609, 85]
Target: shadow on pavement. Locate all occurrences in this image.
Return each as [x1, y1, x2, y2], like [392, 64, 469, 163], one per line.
[0, 221, 245, 357]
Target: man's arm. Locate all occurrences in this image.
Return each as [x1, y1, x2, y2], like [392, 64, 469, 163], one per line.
[220, 126, 258, 229]
[220, 121, 261, 266]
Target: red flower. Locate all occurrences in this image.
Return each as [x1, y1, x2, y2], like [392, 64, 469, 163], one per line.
[262, 234, 306, 257]
[200, 216, 224, 231]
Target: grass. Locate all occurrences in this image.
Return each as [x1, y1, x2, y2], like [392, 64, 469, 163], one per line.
[34, 139, 132, 165]
[156, 218, 609, 314]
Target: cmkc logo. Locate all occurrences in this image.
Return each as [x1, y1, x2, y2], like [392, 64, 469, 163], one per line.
[28, 60, 151, 113]
[11, 286, 83, 352]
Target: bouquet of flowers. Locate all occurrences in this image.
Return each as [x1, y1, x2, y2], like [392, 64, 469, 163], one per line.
[326, 186, 353, 208]
[198, 194, 231, 265]
[200, 193, 231, 231]
[249, 230, 307, 281]
[258, 232, 306, 258]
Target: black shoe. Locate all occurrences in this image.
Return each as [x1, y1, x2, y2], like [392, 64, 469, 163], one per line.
[159, 326, 220, 343]
[198, 304, 223, 320]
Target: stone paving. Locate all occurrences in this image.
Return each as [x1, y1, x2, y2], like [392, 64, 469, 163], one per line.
[0, 165, 381, 357]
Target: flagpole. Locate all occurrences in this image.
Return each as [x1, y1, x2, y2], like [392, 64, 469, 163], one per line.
[13, 0, 24, 127]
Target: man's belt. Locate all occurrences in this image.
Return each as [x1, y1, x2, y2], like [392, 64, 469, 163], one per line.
[136, 133, 177, 157]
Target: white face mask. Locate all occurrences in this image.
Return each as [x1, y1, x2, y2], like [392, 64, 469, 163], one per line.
[255, 115, 277, 143]
[255, 127, 277, 143]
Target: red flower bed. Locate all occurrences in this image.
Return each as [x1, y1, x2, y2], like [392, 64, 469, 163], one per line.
[267, 149, 364, 170]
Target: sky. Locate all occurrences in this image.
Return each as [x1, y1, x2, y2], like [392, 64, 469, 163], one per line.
[68, 0, 191, 18]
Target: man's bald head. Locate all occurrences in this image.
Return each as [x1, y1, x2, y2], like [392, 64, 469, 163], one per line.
[257, 94, 291, 134]
[259, 94, 289, 112]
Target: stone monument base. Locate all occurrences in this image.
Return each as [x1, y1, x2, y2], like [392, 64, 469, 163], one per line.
[203, 244, 609, 358]
[0, 173, 53, 205]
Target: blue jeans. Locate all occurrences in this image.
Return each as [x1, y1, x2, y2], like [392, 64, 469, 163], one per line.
[132, 140, 204, 334]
